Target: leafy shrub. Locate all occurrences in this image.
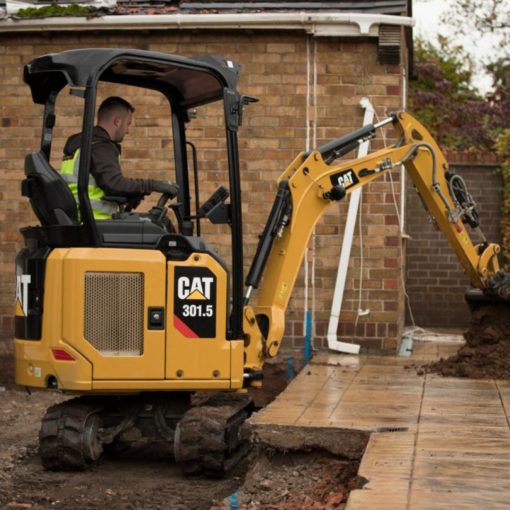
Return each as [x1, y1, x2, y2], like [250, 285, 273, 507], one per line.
[410, 37, 510, 151]
[496, 130, 510, 270]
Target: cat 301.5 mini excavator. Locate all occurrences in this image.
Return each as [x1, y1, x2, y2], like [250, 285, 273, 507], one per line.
[15, 49, 510, 475]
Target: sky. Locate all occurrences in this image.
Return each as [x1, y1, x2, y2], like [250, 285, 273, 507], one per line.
[413, 0, 494, 92]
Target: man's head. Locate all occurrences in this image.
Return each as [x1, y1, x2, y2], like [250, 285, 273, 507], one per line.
[97, 96, 135, 143]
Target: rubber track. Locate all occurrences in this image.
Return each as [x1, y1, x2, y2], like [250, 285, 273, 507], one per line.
[175, 393, 252, 476]
[39, 399, 102, 471]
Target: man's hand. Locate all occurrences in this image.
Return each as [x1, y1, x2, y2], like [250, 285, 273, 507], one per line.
[125, 194, 144, 212]
[153, 181, 179, 198]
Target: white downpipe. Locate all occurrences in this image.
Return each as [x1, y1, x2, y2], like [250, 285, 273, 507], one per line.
[326, 97, 375, 355]
[311, 38, 318, 346]
[303, 37, 318, 358]
[303, 36, 311, 337]
[400, 69, 407, 233]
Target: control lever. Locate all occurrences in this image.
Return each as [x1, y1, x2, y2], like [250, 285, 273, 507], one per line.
[197, 186, 230, 218]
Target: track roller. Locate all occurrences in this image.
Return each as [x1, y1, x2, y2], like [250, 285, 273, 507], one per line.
[174, 393, 253, 476]
[39, 398, 103, 471]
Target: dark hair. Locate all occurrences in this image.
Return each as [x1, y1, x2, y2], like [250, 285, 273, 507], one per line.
[97, 96, 135, 122]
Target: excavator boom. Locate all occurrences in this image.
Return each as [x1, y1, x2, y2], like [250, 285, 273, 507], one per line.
[243, 111, 508, 367]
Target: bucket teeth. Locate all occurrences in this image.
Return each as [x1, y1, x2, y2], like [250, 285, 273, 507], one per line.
[487, 270, 510, 300]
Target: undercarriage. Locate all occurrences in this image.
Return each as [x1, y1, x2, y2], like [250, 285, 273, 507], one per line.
[39, 392, 254, 475]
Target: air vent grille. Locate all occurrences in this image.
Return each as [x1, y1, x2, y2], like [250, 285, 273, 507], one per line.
[84, 272, 144, 356]
[378, 24, 402, 65]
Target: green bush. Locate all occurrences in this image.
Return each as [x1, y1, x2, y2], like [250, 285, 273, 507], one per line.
[496, 129, 510, 271]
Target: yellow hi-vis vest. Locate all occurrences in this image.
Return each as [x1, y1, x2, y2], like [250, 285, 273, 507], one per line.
[60, 148, 118, 220]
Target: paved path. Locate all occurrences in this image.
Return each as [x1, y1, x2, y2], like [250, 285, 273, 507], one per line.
[251, 341, 510, 509]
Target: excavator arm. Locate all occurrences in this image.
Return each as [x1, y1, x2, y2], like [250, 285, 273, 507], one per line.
[242, 111, 508, 374]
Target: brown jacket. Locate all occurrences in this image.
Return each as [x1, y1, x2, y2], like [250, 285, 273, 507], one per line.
[63, 126, 157, 197]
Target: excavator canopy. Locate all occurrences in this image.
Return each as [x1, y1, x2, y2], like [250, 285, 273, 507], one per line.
[24, 48, 242, 108]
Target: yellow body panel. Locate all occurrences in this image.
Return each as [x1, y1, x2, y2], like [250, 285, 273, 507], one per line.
[15, 250, 93, 390]
[166, 254, 237, 382]
[61, 248, 167, 380]
[14, 247, 245, 392]
[91, 374, 243, 391]
[15, 340, 93, 391]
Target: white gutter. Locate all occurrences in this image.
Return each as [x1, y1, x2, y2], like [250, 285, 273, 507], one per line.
[0, 12, 414, 34]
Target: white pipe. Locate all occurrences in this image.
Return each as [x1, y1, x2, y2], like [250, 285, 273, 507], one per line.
[0, 12, 414, 33]
[400, 68, 407, 233]
[311, 38, 318, 346]
[303, 36, 311, 337]
[326, 97, 375, 355]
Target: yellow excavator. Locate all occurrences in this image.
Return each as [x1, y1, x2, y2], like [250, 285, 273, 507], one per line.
[15, 49, 510, 474]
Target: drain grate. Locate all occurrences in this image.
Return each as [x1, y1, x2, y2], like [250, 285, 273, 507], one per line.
[375, 427, 409, 433]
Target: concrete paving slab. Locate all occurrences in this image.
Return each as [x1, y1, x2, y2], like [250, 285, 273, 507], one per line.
[249, 340, 510, 509]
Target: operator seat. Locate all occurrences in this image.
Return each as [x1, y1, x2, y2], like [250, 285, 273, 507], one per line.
[21, 151, 171, 247]
[22, 151, 78, 226]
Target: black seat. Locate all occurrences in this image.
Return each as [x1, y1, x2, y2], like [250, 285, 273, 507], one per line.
[22, 151, 78, 226]
[21, 151, 171, 247]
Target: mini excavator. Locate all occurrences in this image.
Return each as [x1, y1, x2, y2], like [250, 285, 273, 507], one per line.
[15, 49, 510, 474]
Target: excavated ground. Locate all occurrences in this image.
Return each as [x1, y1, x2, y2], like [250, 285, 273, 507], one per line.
[0, 346, 362, 510]
[212, 449, 364, 510]
[424, 303, 510, 378]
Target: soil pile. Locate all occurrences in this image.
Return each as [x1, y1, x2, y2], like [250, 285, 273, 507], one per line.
[212, 449, 365, 510]
[427, 303, 510, 378]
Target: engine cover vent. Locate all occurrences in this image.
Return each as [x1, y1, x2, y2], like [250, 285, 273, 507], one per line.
[84, 272, 144, 356]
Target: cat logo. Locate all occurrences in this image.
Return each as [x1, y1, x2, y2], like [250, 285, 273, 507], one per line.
[177, 276, 214, 301]
[174, 267, 217, 338]
[16, 274, 31, 316]
[330, 169, 359, 189]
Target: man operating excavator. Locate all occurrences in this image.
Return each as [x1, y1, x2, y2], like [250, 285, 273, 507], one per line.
[16, 49, 510, 475]
[60, 96, 179, 219]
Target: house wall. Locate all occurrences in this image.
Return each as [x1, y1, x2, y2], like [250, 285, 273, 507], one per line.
[405, 153, 502, 329]
[0, 29, 406, 351]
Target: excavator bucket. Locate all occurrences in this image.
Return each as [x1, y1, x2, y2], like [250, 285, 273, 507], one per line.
[464, 274, 510, 348]
[487, 270, 510, 301]
[465, 270, 510, 309]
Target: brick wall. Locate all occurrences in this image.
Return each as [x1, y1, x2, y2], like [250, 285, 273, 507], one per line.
[0, 29, 406, 350]
[405, 153, 502, 328]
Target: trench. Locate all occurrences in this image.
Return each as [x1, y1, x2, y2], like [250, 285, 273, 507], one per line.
[215, 357, 369, 510]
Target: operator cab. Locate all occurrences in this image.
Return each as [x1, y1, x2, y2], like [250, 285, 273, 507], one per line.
[22, 49, 244, 246]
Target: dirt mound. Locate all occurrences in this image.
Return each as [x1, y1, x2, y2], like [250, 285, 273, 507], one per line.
[426, 303, 510, 378]
[212, 449, 365, 510]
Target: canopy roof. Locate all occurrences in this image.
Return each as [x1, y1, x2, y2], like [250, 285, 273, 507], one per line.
[24, 48, 241, 106]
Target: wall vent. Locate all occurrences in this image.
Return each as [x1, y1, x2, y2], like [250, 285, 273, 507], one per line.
[378, 24, 401, 65]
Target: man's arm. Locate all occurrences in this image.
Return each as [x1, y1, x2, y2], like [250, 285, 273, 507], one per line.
[91, 141, 154, 197]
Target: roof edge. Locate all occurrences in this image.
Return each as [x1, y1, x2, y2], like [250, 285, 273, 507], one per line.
[0, 12, 414, 36]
